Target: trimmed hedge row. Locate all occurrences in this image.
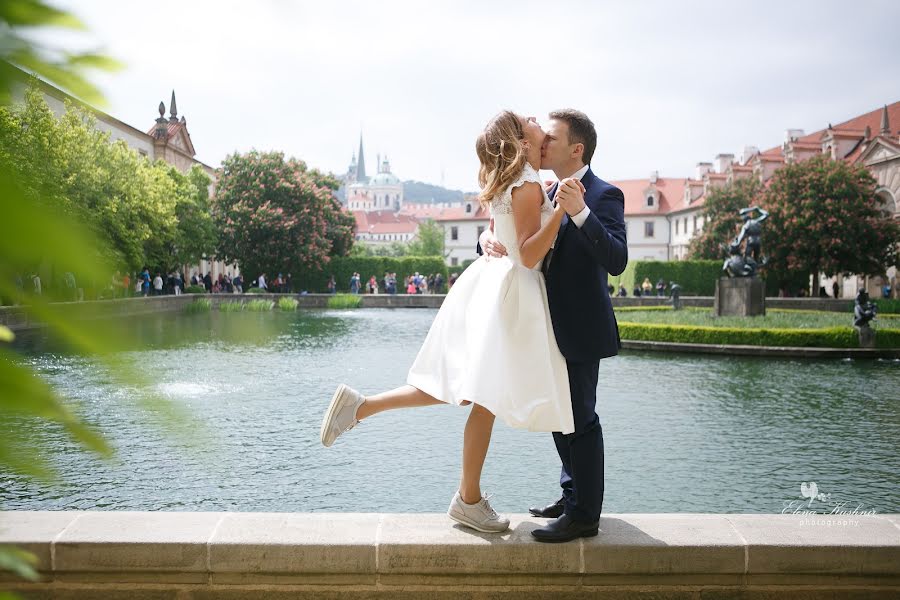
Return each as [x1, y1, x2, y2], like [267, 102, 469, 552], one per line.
[617, 322, 900, 349]
[609, 260, 722, 296]
[608, 259, 812, 296]
[308, 256, 448, 293]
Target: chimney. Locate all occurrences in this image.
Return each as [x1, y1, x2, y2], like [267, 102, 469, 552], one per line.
[649, 170, 658, 184]
[695, 162, 713, 179]
[741, 146, 759, 165]
[881, 104, 891, 136]
[784, 129, 805, 143]
[715, 153, 734, 174]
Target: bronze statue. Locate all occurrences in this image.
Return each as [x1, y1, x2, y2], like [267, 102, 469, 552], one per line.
[722, 206, 768, 278]
[853, 290, 877, 328]
[669, 281, 682, 310]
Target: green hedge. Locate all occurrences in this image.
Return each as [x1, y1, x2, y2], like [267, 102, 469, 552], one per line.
[609, 260, 722, 296]
[309, 256, 448, 293]
[184, 285, 206, 294]
[871, 298, 900, 314]
[609, 259, 812, 297]
[618, 322, 900, 349]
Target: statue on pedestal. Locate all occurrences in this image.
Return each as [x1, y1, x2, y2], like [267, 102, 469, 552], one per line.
[853, 289, 877, 348]
[669, 281, 682, 310]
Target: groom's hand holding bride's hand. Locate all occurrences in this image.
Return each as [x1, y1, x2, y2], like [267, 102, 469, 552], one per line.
[480, 228, 508, 259]
[555, 178, 586, 216]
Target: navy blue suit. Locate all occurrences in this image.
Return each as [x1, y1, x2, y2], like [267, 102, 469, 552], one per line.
[546, 167, 626, 523]
[477, 166, 627, 522]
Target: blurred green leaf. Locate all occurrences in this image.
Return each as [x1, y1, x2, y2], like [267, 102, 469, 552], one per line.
[0, 546, 38, 581]
[0, 0, 85, 29]
[0, 327, 13, 343]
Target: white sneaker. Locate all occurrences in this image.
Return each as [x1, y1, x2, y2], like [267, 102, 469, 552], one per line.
[320, 384, 365, 447]
[447, 490, 510, 533]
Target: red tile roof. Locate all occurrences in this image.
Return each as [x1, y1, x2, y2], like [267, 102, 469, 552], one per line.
[611, 177, 688, 216]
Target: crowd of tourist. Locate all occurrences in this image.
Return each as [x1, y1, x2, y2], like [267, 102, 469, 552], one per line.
[336, 271, 452, 295]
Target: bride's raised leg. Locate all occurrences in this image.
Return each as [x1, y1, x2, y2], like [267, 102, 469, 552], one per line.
[356, 384, 442, 420]
[459, 402, 495, 504]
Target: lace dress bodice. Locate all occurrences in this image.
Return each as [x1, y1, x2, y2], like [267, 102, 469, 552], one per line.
[489, 163, 553, 270]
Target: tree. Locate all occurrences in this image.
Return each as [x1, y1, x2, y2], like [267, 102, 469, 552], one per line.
[688, 178, 761, 260]
[760, 154, 900, 294]
[171, 166, 217, 269]
[0, 86, 214, 273]
[212, 150, 356, 280]
[407, 218, 445, 257]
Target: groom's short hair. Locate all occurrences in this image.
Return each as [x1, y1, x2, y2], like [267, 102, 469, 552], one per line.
[549, 109, 596, 165]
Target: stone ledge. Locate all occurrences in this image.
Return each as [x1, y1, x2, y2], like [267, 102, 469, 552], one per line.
[1, 512, 898, 598]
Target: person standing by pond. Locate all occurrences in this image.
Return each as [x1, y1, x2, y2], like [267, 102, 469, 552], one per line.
[641, 277, 652, 295]
[322, 111, 581, 534]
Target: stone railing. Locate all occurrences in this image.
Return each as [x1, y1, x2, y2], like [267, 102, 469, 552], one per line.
[1, 512, 898, 598]
[2, 293, 866, 333]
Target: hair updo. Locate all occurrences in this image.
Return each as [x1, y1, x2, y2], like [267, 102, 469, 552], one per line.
[475, 110, 527, 204]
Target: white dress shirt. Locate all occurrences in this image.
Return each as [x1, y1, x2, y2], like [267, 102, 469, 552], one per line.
[558, 164, 592, 228]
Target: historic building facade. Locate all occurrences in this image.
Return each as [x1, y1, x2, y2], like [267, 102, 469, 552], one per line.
[19, 73, 235, 279]
[613, 102, 899, 297]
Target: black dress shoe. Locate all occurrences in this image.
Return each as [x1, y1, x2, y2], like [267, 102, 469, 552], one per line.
[528, 496, 565, 518]
[531, 513, 599, 543]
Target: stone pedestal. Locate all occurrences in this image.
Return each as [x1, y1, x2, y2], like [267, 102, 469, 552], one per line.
[856, 325, 876, 348]
[714, 277, 766, 317]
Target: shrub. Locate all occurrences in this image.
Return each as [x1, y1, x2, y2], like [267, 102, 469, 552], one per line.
[616, 322, 900, 348]
[184, 285, 206, 294]
[871, 298, 900, 314]
[246, 287, 268, 294]
[245, 299, 273, 311]
[219, 301, 244, 312]
[184, 298, 212, 313]
[609, 260, 721, 296]
[327, 294, 362, 309]
[278, 297, 299, 311]
[307, 256, 448, 293]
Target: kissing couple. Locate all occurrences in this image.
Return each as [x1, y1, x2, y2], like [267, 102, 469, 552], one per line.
[321, 108, 627, 543]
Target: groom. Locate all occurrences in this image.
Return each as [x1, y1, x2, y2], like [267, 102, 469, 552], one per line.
[478, 108, 627, 542]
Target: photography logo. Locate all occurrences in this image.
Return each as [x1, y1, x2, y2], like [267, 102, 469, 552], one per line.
[782, 481, 878, 526]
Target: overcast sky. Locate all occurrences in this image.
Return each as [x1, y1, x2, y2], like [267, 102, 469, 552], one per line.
[44, 0, 900, 191]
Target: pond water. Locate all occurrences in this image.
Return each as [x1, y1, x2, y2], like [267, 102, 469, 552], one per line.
[3, 308, 898, 515]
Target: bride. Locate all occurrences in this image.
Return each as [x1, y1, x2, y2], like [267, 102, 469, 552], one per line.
[320, 110, 577, 533]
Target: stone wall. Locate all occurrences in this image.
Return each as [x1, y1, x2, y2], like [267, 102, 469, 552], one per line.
[1, 512, 898, 599]
[0, 294, 862, 334]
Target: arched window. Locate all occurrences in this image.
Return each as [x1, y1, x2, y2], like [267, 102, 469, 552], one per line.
[646, 196, 655, 208]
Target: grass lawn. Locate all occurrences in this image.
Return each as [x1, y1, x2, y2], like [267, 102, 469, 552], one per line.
[614, 307, 900, 330]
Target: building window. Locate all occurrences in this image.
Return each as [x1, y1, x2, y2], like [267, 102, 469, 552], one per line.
[692, 216, 697, 232]
[477, 225, 485, 238]
[646, 196, 654, 208]
[451, 257, 458, 266]
[644, 221, 654, 238]
[466, 203, 472, 213]
[451, 226, 458, 241]
[675, 220, 679, 235]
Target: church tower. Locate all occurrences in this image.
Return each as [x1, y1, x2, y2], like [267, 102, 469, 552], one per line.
[355, 133, 367, 183]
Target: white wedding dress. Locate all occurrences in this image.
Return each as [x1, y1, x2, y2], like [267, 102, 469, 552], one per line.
[406, 163, 574, 434]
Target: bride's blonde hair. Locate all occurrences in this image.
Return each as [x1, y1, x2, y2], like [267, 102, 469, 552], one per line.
[476, 110, 527, 204]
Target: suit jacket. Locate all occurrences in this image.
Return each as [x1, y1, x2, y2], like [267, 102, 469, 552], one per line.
[545, 168, 627, 362]
[476, 166, 628, 362]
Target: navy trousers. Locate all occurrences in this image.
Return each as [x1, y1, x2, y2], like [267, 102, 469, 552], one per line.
[553, 359, 604, 523]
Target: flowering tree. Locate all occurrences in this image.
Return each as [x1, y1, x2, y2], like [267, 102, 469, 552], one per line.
[688, 178, 762, 260]
[212, 150, 356, 281]
[760, 155, 899, 294]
